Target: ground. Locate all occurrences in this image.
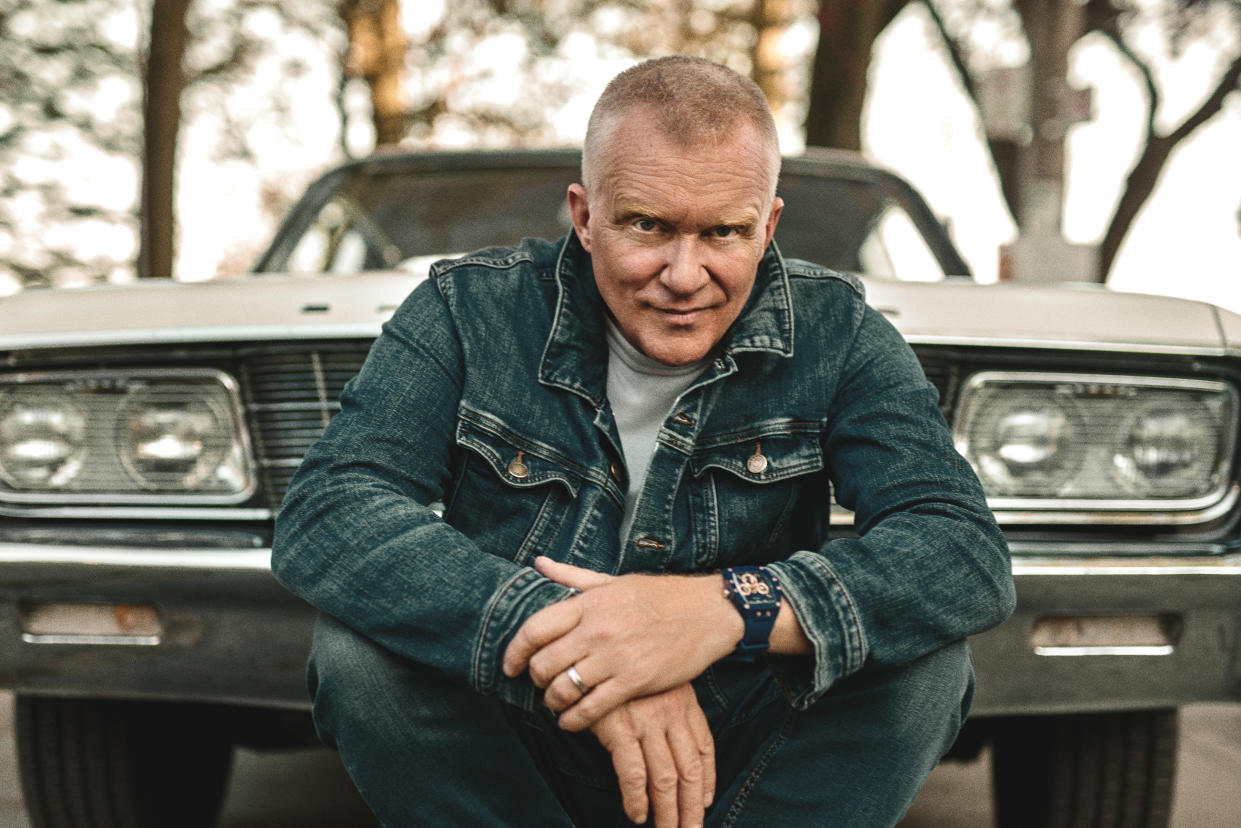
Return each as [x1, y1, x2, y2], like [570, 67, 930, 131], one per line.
[2, 692, 1239, 826]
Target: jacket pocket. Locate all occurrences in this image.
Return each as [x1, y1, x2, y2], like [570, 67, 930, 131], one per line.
[446, 409, 586, 566]
[689, 422, 828, 567]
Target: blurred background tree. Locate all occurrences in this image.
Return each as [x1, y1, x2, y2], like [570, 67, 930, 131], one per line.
[0, 0, 337, 288]
[803, 0, 1241, 281]
[0, 0, 141, 289]
[0, 0, 1238, 291]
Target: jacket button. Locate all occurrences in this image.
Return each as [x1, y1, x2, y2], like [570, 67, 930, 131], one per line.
[508, 452, 530, 479]
[746, 447, 768, 475]
[610, 462, 621, 481]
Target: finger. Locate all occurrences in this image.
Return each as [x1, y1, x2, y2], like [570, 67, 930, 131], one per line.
[642, 734, 680, 828]
[534, 556, 613, 590]
[526, 632, 587, 689]
[607, 737, 649, 825]
[542, 661, 597, 713]
[555, 675, 630, 732]
[502, 600, 580, 677]
[689, 703, 715, 808]
[666, 719, 706, 828]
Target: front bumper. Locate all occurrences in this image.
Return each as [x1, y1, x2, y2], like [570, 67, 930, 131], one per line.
[1, 539, 1239, 714]
[0, 542, 315, 709]
[970, 545, 1241, 716]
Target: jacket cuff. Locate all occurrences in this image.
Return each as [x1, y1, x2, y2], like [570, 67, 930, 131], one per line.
[472, 567, 576, 710]
[764, 552, 868, 709]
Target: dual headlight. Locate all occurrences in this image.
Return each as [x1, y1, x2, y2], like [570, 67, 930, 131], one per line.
[3, 365, 1237, 520]
[0, 370, 255, 505]
[955, 372, 1238, 517]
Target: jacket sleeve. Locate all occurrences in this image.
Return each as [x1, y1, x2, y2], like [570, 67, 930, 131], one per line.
[764, 303, 1015, 708]
[271, 278, 572, 711]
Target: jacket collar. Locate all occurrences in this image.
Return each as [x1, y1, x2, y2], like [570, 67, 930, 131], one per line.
[539, 232, 795, 406]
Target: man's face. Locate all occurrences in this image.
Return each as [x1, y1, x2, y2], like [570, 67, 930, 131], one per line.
[568, 113, 783, 367]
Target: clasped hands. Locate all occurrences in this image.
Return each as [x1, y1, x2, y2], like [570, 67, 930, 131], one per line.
[503, 556, 740, 727]
[502, 556, 743, 827]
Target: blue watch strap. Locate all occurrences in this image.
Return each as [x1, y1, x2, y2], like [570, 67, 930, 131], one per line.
[722, 565, 782, 659]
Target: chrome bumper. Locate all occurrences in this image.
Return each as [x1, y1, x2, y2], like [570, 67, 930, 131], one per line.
[970, 548, 1241, 716]
[0, 542, 315, 709]
[2, 540, 1239, 714]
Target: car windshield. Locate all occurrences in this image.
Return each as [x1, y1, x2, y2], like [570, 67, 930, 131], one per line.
[257, 156, 967, 281]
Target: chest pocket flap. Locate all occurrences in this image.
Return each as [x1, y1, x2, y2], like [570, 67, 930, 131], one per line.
[690, 423, 825, 483]
[455, 407, 586, 497]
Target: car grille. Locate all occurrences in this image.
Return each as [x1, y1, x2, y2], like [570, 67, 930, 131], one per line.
[238, 344, 372, 511]
[234, 342, 962, 512]
[912, 347, 964, 418]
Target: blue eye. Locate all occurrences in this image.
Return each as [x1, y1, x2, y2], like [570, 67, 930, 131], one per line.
[711, 226, 736, 238]
[635, 218, 658, 231]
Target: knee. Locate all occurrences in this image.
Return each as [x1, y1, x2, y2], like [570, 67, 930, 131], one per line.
[890, 639, 975, 755]
[308, 613, 389, 699]
[306, 613, 411, 748]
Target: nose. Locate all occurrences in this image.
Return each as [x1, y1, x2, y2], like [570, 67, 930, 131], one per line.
[659, 235, 709, 295]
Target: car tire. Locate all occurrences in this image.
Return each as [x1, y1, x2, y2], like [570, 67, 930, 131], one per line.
[15, 696, 234, 828]
[991, 709, 1178, 828]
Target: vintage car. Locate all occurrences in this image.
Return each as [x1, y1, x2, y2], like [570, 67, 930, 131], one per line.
[2, 148, 1239, 827]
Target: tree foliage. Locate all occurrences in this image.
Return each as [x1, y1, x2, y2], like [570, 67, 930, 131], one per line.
[0, 0, 340, 290]
[338, 0, 814, 153]
[0, 0, 142, 290]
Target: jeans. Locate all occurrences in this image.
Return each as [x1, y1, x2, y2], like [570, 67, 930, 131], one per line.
[308, 613, 974, 827]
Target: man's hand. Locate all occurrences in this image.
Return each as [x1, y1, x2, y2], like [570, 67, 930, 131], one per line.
[503, 557, 741, 731]
[591, 683, 715, 828]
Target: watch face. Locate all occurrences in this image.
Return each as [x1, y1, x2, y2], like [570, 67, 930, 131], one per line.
[731, 570, 778, 605]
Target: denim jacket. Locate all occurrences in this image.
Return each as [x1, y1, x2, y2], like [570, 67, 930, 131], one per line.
[272, 233, 1015, 712]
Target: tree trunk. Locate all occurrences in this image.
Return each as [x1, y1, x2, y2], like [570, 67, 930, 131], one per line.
[804, 0, 906, 149]
[139, 0, 191, 279]
[1012, 0, 1085, 232]
[340, 0, 407, 148]
[752, 0, 794, 118]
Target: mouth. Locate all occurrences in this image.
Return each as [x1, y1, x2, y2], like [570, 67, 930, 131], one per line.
[655, 306, 711, 324]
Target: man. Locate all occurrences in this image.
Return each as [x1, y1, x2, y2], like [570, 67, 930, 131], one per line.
[273, 56, 1014, 827]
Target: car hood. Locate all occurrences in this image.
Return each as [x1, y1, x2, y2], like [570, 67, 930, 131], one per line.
[0, 272, 423, 349]
[0, 271, 1236, 356]
[864, 279, 1236, 355]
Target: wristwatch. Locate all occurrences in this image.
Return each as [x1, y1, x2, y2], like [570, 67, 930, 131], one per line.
[721, 565, 782, 659]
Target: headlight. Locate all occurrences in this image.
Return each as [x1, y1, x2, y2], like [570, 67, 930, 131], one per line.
[955, 372, 1237, 519]
[0, 396, 87, 489]
[972, 400, 1081, 495]
[1113, 400, 1218, 497]
[0, 369, 255, 505]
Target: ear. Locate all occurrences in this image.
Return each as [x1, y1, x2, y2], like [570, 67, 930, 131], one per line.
[763, 196, 784, 249]
[567, 183, 593, 252]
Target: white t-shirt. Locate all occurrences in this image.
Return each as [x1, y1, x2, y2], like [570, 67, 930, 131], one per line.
[605, 319, 709, 543]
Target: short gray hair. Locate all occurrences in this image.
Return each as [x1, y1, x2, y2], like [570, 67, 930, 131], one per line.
[582, 56, 781, 197]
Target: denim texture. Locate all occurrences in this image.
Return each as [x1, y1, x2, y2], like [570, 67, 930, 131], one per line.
[271, 232, 1015, 714]
[308, 612, 976, 827]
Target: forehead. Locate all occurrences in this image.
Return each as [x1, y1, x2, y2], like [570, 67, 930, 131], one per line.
[593, 116, 774, 220]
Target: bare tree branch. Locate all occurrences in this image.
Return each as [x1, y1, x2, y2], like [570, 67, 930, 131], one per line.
[1166, 50, 1241, 143]
[1099, 48, 1241, 276]
[1094, 22, 1160, 136]
[922, 1, 977, 99]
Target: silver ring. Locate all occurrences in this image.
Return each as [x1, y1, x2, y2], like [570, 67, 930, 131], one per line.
[566, 665, 589, 694]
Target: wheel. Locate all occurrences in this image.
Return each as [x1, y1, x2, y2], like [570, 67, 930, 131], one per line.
[991, 709, 1178, 828]
[16, 696, 234, 828]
